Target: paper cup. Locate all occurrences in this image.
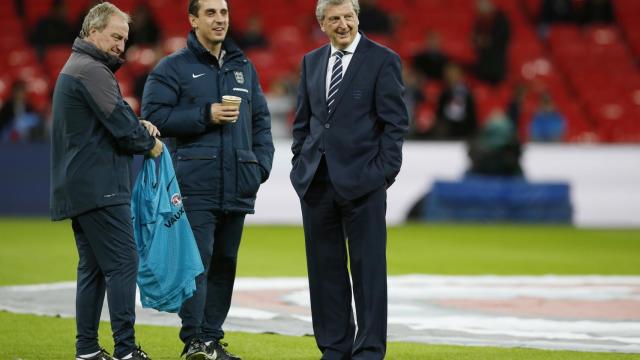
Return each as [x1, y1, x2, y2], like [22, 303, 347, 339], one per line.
[222, 95, 242, 108]
[221, 95, 241, 123]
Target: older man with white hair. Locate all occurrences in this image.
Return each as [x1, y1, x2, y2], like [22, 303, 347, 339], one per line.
[50, 2, 162, 360]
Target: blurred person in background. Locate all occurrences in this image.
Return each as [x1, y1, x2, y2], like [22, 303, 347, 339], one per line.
[234, 14, 268, 50]
[506, 82, 527, 135]
[471, 0, 510, 84]
[358, 0, 393, 34]
[15, 0, 25, 17]
[468, 111, 523, 177]
[127, 2, 160, 47]
[133, 44, 165, 100]
[408, 111, 523, 221]
[0, 80, 46, 142]
[267, 70, 299, 138]
[529, 92, 566, 142]
[412, 31, 449, 81]
[431, 63, 478, 140]
[538, 0, 575, 38]
[141, 0, 274, 359]
[290, 0, 408, 358]
[50, 2, 162, 360]
[540, 0, 575, 24]
[402, 64, 426, 131]
[30, 0, 75, 58]
[577, 0, 615, 24]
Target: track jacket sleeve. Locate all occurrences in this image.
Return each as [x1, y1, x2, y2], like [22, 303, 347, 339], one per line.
[79, 62, 154, 154]
[141, 58, 211, 136]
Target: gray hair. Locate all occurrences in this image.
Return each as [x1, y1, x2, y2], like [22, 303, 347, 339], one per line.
[79, 2, 130, 38]
[315, 0, 360, 22]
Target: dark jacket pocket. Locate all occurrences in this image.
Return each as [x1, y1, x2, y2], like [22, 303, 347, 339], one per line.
[236, 149, 261, 198]
[175, 147, 221, 195]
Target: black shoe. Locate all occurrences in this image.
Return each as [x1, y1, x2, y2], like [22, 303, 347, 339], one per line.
[182, 339, 214, 360]
[208, 341, 240, 360]
[76, 348, 114, 360]
[117, 346, 151, 360]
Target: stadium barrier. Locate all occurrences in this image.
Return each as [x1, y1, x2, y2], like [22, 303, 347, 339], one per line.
[1, 141, 639, 227]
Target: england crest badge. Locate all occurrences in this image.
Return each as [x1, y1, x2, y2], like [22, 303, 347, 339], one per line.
[234, 71, 245, 84]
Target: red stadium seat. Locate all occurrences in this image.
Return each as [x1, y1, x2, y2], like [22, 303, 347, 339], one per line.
[6, 48, 39, 70]
[125, 45, 160, 78]
[107, 0, 140, 14]
[24, 73, 51, 113]
[64, 0, 90, 24]
[1, 0, 636, 143]
[24, 0, 54, 27]
[44, 46, 72, 80]
[0, 74, 15, 103]
[162, 36, 187, 54]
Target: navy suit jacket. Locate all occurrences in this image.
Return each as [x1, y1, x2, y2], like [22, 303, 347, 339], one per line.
[290, 33, 409, 200]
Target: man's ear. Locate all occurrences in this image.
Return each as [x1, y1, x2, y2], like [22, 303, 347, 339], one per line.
[319, 20, 325, 33]
[189, 14, 197, 29]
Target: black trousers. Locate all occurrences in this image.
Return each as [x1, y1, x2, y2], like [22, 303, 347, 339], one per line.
[178, 210, 245, 344]
[72, 205, 138, 359]
[301, 159, 388, 360]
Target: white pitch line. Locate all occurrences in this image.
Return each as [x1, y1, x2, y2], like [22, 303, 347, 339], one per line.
[1, 275, 639, 353]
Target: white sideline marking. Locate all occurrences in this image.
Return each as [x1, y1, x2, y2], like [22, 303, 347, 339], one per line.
[1, 275, 639, 353]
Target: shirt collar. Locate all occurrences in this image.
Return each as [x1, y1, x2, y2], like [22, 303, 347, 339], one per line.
[330, 32, 361, 57]
[218, 49, 226, 66]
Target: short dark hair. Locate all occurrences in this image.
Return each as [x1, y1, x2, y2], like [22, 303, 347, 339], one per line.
[188, 0, 200, 16]
[188, 0, 229, 16]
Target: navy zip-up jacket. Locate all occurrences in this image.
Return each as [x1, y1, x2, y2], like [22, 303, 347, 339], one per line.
[50, 38, 155, 221]
[141, 32, 273, 213]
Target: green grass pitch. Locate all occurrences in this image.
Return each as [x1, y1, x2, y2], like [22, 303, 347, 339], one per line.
[1, 218, 639, 359]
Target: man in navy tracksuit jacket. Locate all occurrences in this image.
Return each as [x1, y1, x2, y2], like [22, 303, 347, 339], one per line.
[50, 3, 162, 360]
[141, 0, 273, 358]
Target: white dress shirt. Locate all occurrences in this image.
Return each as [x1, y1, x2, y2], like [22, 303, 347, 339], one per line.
[325, 33, 362, 99]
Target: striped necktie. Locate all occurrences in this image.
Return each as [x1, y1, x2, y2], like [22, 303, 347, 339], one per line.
[327, 50, 346, 114]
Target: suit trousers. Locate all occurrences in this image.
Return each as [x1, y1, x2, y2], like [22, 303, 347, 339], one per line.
[178, 209, 245, 343]
[301, 158, 388, 360]
[72, 205, 138, 359]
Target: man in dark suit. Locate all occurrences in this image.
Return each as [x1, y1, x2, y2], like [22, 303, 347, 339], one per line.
[290, 1, 408, 358]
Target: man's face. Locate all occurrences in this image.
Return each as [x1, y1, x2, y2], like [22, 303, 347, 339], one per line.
[87, 14, 128, 57]
[320, 2, 359, 50]
[190, 0, 229, 45]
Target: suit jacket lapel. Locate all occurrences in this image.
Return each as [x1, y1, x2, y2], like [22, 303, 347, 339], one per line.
[309, 45, 331, 121]
[328, 35, 372, 120]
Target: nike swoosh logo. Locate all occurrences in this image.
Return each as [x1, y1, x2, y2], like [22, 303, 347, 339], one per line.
[192, 73, 205, 79]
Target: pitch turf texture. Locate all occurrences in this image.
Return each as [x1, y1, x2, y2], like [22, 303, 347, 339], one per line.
[1, 219, 639, 359]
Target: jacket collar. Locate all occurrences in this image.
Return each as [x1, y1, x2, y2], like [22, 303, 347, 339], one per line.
[72, 38, 124, 73]
[186, 30, 243, 66]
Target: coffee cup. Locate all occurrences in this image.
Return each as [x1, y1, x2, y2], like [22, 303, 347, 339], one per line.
[222, 95, 242, 108]
[221, 95, 241, 123]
